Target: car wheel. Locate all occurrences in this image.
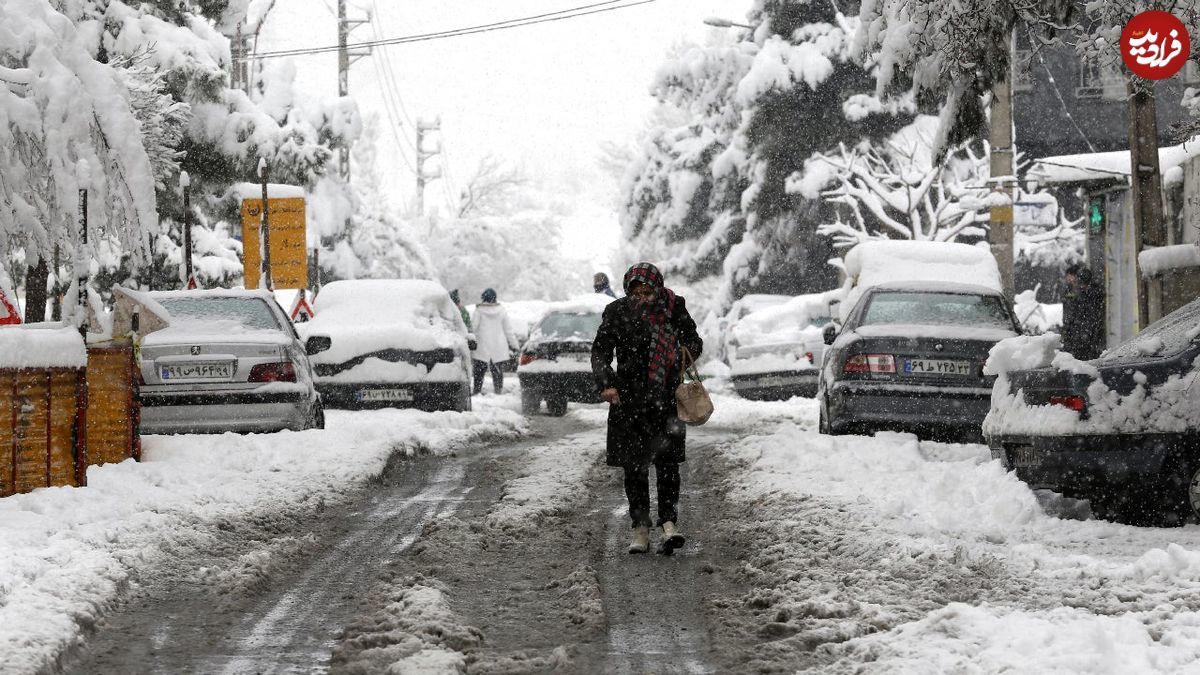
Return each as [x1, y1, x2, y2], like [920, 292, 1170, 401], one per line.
[521, 389, 541, 415]
[307, 399, 326, 430]
[546, 396, 568, 417]
[818, 398, 836, 435]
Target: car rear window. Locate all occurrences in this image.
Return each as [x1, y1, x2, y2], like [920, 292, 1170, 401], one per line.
[861, 292, 1012, 330]
[1096, 297, 1200, 363]
[157, 297, 282, 331]
[538, 312, 602, 339]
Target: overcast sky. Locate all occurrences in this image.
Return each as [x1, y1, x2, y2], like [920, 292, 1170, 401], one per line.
[256, 0, 750, 267]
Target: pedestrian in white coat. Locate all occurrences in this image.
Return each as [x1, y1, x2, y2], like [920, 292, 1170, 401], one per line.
[471, 288, 520, 394]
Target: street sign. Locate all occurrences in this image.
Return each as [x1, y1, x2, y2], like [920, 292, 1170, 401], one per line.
[0, 287, 20, 325]
[241, 197, 307, 289]
[290, 291, 315, 322]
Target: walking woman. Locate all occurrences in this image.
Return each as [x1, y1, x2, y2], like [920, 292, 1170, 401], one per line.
[592, 262, 703, 554]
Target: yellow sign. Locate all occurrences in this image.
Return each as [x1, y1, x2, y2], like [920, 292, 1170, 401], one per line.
[241, 197, 307, 289]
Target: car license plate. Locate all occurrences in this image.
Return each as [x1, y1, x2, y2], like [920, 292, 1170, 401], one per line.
[359, 388, 413, 402]
[1010, 446, 1040, 468]
[903, 358, 972, 376]
[757, 375, 786, 387]
[160, 362, 232, 380]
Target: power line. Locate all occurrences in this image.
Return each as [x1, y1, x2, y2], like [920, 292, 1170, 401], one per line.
[248, 0, 659, 60]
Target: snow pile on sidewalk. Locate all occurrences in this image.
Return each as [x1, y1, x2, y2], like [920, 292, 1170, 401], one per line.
[716, 421, 1200, 672]
[0, 407, 526, 674]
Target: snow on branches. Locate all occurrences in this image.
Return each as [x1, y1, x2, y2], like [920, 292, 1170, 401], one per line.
[798, 117, 996, 247]
[0, 0, 158, 267]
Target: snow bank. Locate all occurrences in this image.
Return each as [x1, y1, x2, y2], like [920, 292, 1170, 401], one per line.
[1139, 244, 1200, 278]
[0, 407, 526, 673]
[839, 240, 1001, 320]
[0, 325, 87, 369]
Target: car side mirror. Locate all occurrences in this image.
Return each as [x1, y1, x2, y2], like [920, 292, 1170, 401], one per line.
[823, 324, 839, 346]
[305, 336, 332, 356]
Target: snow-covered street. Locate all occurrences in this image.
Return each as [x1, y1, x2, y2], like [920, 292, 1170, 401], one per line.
[2, 391, 1200, 673]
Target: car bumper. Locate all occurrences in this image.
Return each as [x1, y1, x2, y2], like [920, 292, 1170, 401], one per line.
[518, 371, 600, 403]
[731, 371, 818, 400]
[140, 389, 311, 434]
[317, 381, 469, 410]
[827, 381, 993, 435]
[989, 433, 1194, 497]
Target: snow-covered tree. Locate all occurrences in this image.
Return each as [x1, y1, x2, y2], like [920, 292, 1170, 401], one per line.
[852, 0, 1074, 155]
[0, 0, 160, 294]
[803, 116, 993, 247]
[620, 0, 914, 319]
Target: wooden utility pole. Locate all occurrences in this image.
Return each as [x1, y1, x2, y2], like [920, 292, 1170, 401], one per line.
[989, 70, 1015, 298]
[1128, 82, 1165, 329]
[259, 159, 274, 291]
[181, 171, 195, 289]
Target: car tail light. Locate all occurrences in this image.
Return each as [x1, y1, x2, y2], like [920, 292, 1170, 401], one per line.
[805, 351, 814, 364]
[843, 354, 895, 374]
[519, 353, 538, 366]
[1049, 395, 1086, 412]
[249, 362, 296, 383]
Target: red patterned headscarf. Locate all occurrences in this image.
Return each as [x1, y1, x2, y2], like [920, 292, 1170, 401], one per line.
[623, 263, 678, 390]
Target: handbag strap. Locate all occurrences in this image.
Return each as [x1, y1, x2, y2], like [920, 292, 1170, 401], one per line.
[679, 346, 701, 383]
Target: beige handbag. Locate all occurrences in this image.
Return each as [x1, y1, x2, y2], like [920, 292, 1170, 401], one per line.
[676, 347, 714, 426]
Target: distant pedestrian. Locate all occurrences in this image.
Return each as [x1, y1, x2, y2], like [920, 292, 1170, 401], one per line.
[1061, 264, 1105, 360]
[471, 288, 519, 395]
[594, 272, 617, 298]
[592, 262, 703, 555]
[449, 289, 471, 331]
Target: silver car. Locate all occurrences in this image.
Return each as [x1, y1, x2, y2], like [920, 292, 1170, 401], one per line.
[138, 289, 324, 434]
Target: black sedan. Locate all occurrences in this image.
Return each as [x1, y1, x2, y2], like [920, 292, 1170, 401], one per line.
[987, 297, 1200, 525]
[818, 281, 1021, 440]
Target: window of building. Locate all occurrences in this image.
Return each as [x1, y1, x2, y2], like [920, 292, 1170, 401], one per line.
[1077, 56, 1126, 101]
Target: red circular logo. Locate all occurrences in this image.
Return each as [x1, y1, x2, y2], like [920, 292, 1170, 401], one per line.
[1122, 11, 1190, 80]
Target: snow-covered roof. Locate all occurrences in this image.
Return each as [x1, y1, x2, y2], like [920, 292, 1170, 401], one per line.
[1138, 244, 1200, 277]
[228, 182, 307, 201]
[839, 240, 1002, 322]
[1028, 140, 1200, 185]
[0, 325, 87, 369]
[540, 294, 615, 315]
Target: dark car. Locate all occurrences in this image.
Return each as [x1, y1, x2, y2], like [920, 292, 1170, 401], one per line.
[517, 296, 613, 416]
[987, 297, 1200, 525]
[818, 281, 1021, 440]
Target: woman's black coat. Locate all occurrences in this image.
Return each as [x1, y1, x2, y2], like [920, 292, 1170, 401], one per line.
[591, 295, 703, 468]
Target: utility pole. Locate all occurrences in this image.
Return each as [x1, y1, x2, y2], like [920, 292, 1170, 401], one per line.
[258, 158, 274, 292]
[181, 171, 196, 289]
[75, 160, 90, 339]
[988, 34, 1015, 298]
[337, 0, 371, 181]
[416, 119, 442, 218]
[1128, 81, 1165, 329]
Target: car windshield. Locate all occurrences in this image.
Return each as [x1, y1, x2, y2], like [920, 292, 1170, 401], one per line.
[157, 297, 281, 331]
[538, 312, 603, 340]
[1097, 296, 1200, 363]
[860, 291, 1012, 329]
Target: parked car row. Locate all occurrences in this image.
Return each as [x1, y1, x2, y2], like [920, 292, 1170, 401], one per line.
[136, 279, 476, 435]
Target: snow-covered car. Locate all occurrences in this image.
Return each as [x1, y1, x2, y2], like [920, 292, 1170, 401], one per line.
[717, 294, 791, 363]
[728, 292, 836, 400]
[818, 281, 1021, 440]
[517, 295, 614, 416]
[138, 289, 324, 434]
[303, 279, 473, 412]
[986, 298, 1200, 524]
